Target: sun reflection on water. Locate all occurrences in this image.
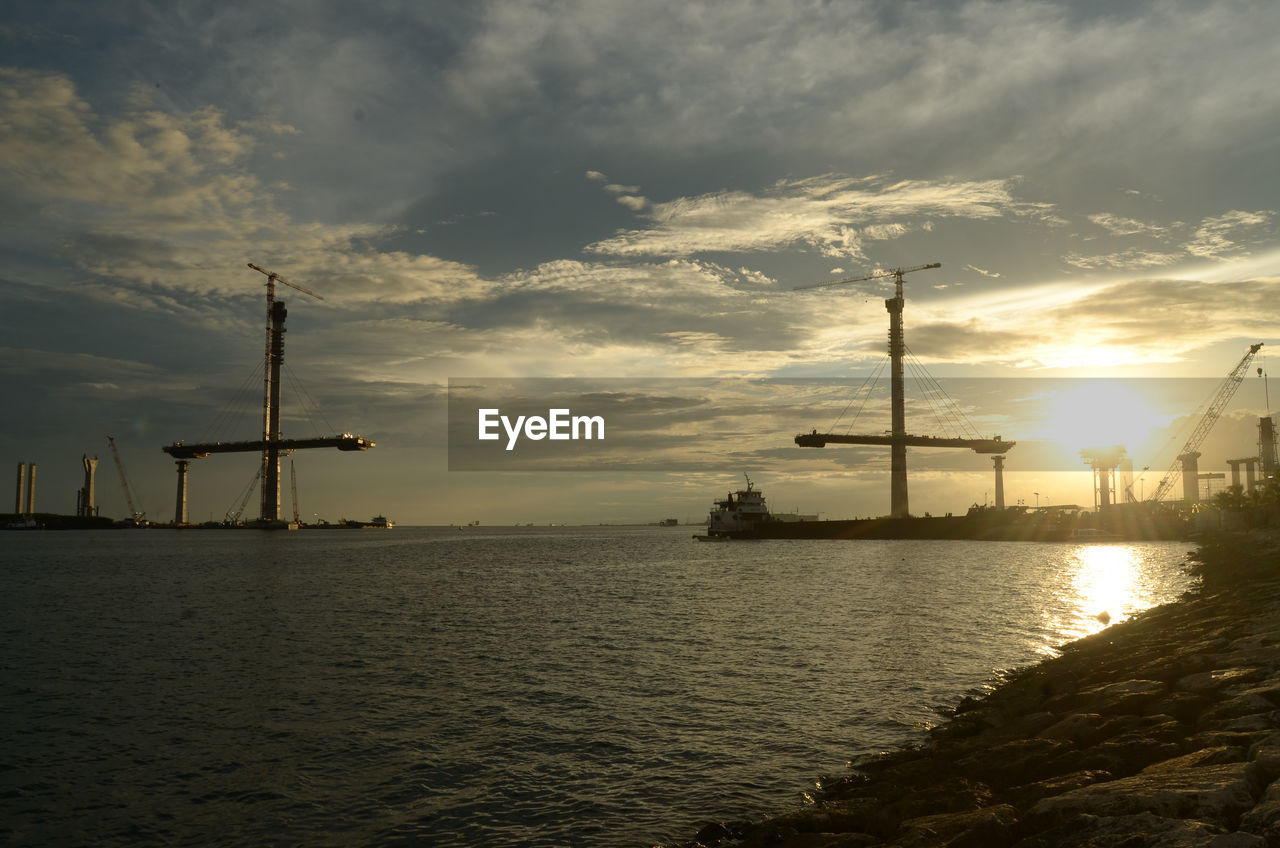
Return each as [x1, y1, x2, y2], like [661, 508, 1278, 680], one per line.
[1040, 543, 1169, 654]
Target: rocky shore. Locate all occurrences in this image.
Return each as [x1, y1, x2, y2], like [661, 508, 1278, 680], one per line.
[685, 529, 1280, 848]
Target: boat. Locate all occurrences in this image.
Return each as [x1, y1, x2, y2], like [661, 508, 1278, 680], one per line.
[694, 477, 1185, 542]
[335, 515, 395, 529]
[705, 474, 774, 538]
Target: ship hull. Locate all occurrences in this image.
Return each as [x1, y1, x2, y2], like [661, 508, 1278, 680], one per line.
[704, 511, 1187, 542]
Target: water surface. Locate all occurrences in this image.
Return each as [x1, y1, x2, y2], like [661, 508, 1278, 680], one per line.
[0, 527, 1193, 846]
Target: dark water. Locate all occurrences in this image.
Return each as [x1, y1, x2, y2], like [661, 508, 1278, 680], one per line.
[0, 527, 1192, 847]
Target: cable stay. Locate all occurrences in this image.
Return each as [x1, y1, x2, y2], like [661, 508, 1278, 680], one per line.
[827, 357, 889, 435]
[200, 360, 266, 445]
[283, 361, 339, 439]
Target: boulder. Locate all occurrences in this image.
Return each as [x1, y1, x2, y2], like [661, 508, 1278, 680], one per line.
[1142, 746, 1245, 774]
[1248, 735, 1280, 782]
[1201, 694, 1280, 728]
[954, 738, 1075, 787]
[1037, 713, 1106, 745]
[893, 804, 1016, 847]
[1239, 788, 1280, 845]
[1177, 668, 1269, 695]
[1015, 811, 1252, 848]
[1077, 679, 1168, 717]
[1007, 770, 1113, 810]
[1028, 762, 1262, 830]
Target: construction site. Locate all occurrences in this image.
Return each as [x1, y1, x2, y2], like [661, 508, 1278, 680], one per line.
[705, 263, 1278, 540]
[5, 262, 1277, 534]
[5, 264, 377, 530]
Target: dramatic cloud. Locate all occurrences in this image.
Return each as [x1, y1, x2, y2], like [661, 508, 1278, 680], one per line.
[586, 175, 1045, 259]
[0, 68, 491, 305]
[4, 1, 1280, 522]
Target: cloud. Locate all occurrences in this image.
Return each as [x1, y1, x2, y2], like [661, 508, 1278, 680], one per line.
[1088, 213, 1169, 237]
[903, 276, 1280, 369]
[1065, 209, 1276, 270]
[1064, 248, 1182, 271]
[0, 68, 492, 306]
[1185, 210, 1275, 259]
[586, 174, 1044, 259]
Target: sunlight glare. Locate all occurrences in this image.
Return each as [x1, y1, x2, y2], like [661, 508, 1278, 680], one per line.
[1072, 545, 1141, 638]
[1035, 382, 1160, 459]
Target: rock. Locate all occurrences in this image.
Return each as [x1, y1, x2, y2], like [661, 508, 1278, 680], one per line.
[893, 804, 1017, 847]
[1239, 795, 1280, 846]
[1200, 694, 1280, 729]
[1028, 762, 1262, 830]
[1076, 735, 1183, 777]
[1157, 690, 1217, 723]
[1178, 668, 1269, 694]
[1142, 746, 1245, 774]
[1217, 712, 1280, 734]
[1015, 811, 1242, 848]
[1007, 770, 1113, 810]
[885, 777, 994, 824]
[1248, 735, 1280, 782]
[955, 738, 1074, 788]
[1194, 731, 1280, 755]
[693, 821, 734, 846]
[1077, 679, 1168, 717]
[1037, 713, 1106, 745]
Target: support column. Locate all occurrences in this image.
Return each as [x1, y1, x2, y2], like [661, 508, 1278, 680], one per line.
[261, 300, 286, 522]
[14, 462, 25, 514]
[992, 455, 1006, 510]
[174, 460, 189, 525]
[25, 463, 36, 515]
[79, 455, 99, 518]
[1097, 465, 1112, 511]
[1227, 459, 1243, 492]
[886, 277, 909, 518]
[1245, 458, 1258, 493]
[1179, 451, 1201, 504]
[1261, 417, 1278, 482]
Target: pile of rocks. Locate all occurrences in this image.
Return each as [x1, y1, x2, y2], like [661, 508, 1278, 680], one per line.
[687, 531, 1280, 847]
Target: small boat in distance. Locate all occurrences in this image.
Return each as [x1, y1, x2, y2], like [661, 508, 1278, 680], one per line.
[340, 515, 394, 529]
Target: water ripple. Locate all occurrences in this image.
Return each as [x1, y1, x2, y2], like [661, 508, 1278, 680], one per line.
[0, 529, 1191, 847]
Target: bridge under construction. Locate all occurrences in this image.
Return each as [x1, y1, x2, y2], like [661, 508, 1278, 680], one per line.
[793, 263, 1014, 517]
[161, 264, 375, 527]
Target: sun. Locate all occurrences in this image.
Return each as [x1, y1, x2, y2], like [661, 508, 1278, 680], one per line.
[1034, 381, 1161, 460]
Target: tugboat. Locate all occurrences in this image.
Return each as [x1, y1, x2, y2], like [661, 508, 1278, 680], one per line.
[701, 474, 775, 539]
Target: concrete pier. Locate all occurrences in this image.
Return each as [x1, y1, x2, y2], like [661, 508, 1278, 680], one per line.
[173, 460, 189, 525]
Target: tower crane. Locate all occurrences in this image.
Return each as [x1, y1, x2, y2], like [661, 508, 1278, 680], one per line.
[791, 263, 1012, 518]
[1143, 343, 1263, 503]
[226, 467, 263, 524]
[793, 262, 942, 292]
[107, 435, 145, 522]
[247, 263, 324, 523]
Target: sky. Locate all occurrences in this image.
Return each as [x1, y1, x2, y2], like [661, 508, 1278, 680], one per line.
[2, 0, 1278, 525]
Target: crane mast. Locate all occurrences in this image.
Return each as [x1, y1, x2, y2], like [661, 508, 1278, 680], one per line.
[247, 263, 323, 523]
[793, 262, 987, 519]
[1147, 343, 1263, 503]
[107, 435, 143, 521]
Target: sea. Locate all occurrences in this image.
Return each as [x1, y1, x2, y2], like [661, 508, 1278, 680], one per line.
[0, 526, 1194, 847]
